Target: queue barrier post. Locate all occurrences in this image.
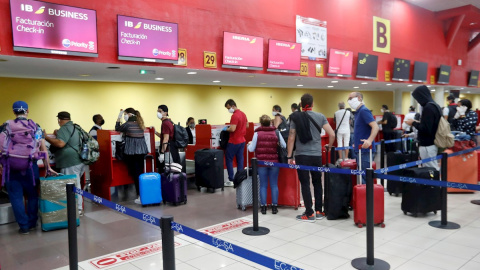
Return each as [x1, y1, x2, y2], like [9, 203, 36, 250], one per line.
[66, 183, 78, 270]
[243, 158, 270, 236]
[429, 153, 461, 229]
[161, 216, 176, 270]
[352, 169, 390, 270]
[380, 139, 385, 187]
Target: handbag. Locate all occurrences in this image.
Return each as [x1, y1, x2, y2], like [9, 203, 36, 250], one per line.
[275, 130, 288, 163]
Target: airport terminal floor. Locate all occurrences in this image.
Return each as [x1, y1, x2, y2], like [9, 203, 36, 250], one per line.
[2, 175, 480, 270]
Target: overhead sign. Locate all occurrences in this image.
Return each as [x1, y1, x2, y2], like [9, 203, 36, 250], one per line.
[373, 16, 390, 54]
[296, 15, 327, 60]
[222, 32, 263, 70]
[117, 15, 178, 63]
[327, 48, 353, 77]
[10, 0, 98, 57]
[267, 39, 301, 73]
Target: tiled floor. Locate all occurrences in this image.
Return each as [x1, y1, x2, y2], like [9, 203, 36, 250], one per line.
[2, 179, 480, 270]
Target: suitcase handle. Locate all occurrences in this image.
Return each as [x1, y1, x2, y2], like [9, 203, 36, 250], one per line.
[358, 144, 373, 185]
[144, 154, 155, 173]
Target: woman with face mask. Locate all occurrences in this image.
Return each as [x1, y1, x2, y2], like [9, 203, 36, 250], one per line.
[115, 108, 149, 204]
[452, 99, 477, 139]
[186, 117, 196, 144]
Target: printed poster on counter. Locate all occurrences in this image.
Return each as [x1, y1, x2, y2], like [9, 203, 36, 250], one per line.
[296, 15, 327, 60]
[10, 0, 98, 57]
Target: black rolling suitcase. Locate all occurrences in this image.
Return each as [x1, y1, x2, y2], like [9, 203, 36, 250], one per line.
[401, 167, 441, 217]
[386, 138, 419, 196]
[324, 150, 351, 220]
[195, 149, 224, 192]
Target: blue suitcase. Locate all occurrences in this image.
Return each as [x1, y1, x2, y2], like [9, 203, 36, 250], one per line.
[39, 174, 80, 231]
[161, 172, 187, 206]
[139, 155, 162, 206]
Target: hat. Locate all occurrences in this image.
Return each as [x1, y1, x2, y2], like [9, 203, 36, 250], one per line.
[12, 101, 28, 113]
[56, 111, 71, 120]
[158, 105, 168, 113]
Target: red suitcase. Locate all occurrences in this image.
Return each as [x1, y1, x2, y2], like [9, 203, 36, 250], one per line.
[477, 150, 480, 183]
[341, 159, 377, 209]
[352, 147, 385, 228]
[266, 168, 301, 209]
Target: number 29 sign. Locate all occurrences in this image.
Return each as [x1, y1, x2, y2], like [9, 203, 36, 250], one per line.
[204, 51, 217, 68]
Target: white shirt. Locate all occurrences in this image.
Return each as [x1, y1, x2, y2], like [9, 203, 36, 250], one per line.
[190, 127, 196, 144]
[442, 107, 449, 117]
[402, 112, 416, 130]
[334, 109, 351, 133]
[89, 124, 102, 137]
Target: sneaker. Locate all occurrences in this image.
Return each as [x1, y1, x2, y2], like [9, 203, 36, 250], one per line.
[134, 197, 142, 204]
[316, 211, 325, 220]
[78, 210, 84, 216]
[224, 181, 234, 187]
[18, 228, 29, 235]
[296, 212, 316, 223]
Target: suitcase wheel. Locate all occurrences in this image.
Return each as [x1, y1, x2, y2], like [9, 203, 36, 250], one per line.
[221, 187, 224, 191]
[173, 202, 178, 206]
[433, 211, 437, 214]
[380, 223, 386, 228]
[163, 201, 167, 205]
[184, 200, 187, 204]
[388, 192, 392, 196]
[197, 186, 201, 191]
[242, 206, 246, 211]
[412, 213, 418, 217]
[237, 205, 241, 209]
[357, 223, 363, 228]
[403, 211, 407, 215]
[395, 193, 400, 197]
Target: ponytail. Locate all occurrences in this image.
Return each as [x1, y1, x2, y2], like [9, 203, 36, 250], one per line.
[135, 110, 145, 130]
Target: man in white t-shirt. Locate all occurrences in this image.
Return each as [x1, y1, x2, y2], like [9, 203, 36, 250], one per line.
[402, 106, 416, 133]
[334, 102, 351, 162]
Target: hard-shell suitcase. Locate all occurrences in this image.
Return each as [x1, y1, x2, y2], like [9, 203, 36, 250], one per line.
[386, 139, 419, 196]
[139, 155, 162, 206]
[341, 158, 377, 209]
[195, 149, 224, 192]
[324, 149, 351, 220]
[401, 167, 441, 216]
[236, 158, 260, 211]
[266, 168, 301, 209]
[161, 172, 187, 206]
[39, 174, 80, 231]
[444, 149, 478, 193]
[353, 147, 385, 228]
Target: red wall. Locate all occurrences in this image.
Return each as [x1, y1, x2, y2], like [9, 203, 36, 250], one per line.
[0, 0, 479, 86]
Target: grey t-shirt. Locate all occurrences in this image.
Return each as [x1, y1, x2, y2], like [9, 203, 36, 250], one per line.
[290, 111, 328, 156]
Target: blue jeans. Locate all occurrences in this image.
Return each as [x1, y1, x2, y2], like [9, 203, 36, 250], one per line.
[226, 142, 245, 181]
[349, 132, 357, 159]
[356, 151, 372, 184]
[6, 163, 40, 230]
[258, 166, 280, 205]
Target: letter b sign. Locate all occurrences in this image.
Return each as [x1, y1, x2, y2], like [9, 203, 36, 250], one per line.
[373, 16, 390, 54]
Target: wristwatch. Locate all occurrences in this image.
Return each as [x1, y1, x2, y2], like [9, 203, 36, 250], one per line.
[287, 156, 293, 159]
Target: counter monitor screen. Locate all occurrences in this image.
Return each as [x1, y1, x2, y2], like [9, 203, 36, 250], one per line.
[412, 61, 428, 83]
[327, 48, 353, 77]
[267, 39, 301, 73]
[10, 0, 98, 57]
[222, 32, 264, 70]
[437, 65, 451, 84]
[468, 70, 479, 87]
[392, 58, 411, 81]
[356, 53, 378, 80]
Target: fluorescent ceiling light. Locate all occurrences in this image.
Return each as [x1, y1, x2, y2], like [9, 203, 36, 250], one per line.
[155, 78, 164, 80]
[297, 84, 304, 87]
[187, 72, 197, 75]
[361, 82, 368, 85]
[331, 81, 338, 83]
[212, 80, 221, 83]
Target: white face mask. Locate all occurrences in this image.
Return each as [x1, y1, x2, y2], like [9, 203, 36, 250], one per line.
[348, 97, 361, 110]
[272, 111, 278, 116]
[380, 109, 385, 113]
[157, 112, 163, 119]
[124, 114, 129, 122]
[228, 108, 235, 114]
[457, 106, 467, 114]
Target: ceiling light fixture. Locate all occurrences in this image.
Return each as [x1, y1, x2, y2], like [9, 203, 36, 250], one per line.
[297, 84, 304, 87]
[187, 72, 197, 75]
[212, 80, 221, 83]
[327, 86, 334, 88]
[361, 82, 368, 85]
[331, 80, 338, 83]
[79, 74, 90, 77]
[407, 85, 413, 87]
[386, 83, 392, 86]
[430, 89, 435, 92]
[353, 86, 359, 89]
[467, 91, 471, 93]
[460, 88, 464, 90]
[155, 78, 164, 80]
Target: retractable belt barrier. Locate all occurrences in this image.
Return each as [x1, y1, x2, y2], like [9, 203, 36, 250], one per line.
[70, 187, 302, 270]
[334, 138, 403, 151]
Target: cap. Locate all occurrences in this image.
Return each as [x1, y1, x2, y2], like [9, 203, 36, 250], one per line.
[12, 101, 28, 113]
[56, 111, 71, 120]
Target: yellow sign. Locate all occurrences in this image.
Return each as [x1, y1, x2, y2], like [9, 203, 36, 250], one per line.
[430, 75, 435, 85]
[373, 16, 390, 54]
[315, 64, 324, 77]
[385, 71, 391, 81]
[204, 51, 217, 68]
[300, 62, 308, 76]
[174, 48, 187, 66]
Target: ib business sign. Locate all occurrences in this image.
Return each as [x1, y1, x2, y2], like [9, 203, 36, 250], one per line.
[10, 0, 98, 57]
[117, 15, 178, 64]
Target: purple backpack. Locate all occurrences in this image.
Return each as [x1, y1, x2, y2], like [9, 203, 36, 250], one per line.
[0, 119, 46, 184]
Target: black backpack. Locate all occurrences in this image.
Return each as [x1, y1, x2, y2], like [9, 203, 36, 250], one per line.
[169, 120, 189, 148]
[389, 113, 398, 129]
[219, 130, 230, 149]
[277, 116, 290, 142]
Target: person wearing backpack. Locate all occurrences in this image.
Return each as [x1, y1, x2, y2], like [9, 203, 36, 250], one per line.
[405, 85, 441, 170]
[1, 101, 56, 234]
[156, 105, 180, 169]
[114, 108, 149, 204]
[272, 105, 289, 143]
[44, 111, 88, 215]
[377, 105, 396, 152]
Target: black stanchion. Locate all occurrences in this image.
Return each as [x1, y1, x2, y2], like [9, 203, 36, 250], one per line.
[243, 158, 270, 236]
[429, 153, 461, 229]
[66, 183, 78, 270]
[380, 140, 385, 187]
[352, 169, 390, 270]
[161, 216, 176, 270]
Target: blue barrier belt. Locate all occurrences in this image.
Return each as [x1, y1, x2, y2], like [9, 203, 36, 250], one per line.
[374, 138, 403, 146]
[378, 173, 480, 191]
[170, 221, 304, 270]
[335, 146, 352, 150]
[447, 145, 480, 157]
[374, 155, 442, 174]
[73, 187, 161, 227]
[257, 160, 365, 175]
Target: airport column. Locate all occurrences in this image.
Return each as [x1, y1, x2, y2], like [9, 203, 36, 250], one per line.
[394, 89, 403, 115]
[434, 87, 445, 106]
